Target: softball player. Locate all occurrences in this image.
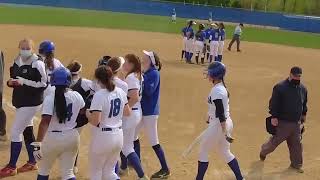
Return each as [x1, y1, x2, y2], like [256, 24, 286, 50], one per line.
[194, 24, 206, 64]
[119, 54, 148, 179]
[181, 20, 196, 63]
[204, 25, 213, 62]
[217, 23, 226, 62]
[66, 60, 93, 174]
[196, 62, 244, 180]
[171, 8, 176, 23]
[38, 41, 64, 97]
[0, 39, 47, 178]
[86, 66, 132, 180]
[106, 57, 128, 94]
[135, 50, 170, 179]
[31, 67, 84, 180]
[209, 23, 220, 62]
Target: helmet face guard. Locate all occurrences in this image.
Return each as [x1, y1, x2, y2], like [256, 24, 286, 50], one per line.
[50, 67, 72, 87]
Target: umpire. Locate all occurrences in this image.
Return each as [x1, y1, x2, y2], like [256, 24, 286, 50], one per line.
[260, 66, 308, 173]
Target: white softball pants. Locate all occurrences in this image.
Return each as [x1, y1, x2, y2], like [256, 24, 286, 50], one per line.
[186, 39, 194, 53]
[10, 105, 40, 142]
[135, 115, 160, 146]
[199, 118, 235, 163]
[194, 41, 205, 58]
[210, 41, 219, 57]
[122, 109, 142, 156]
[182, 37, 187, 51]
[38, 129, 80, 180]
[89, 126, 123, 180]
[218, 41, 225, 55]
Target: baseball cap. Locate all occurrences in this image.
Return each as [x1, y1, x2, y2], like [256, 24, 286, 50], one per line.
[290, 66, 302, 76]
[143, 50, 156, 65]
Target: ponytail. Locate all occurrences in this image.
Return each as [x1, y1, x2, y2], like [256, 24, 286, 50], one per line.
[44, 52, 55, 71]
[153, 52, 162, 71]
[222, 79, 230, 98]
[54, 86, 68, 123]
[95, 66, 115, 92]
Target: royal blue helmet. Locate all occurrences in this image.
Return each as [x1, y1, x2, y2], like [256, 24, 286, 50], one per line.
[50, 67, 71, 87]
[39, 41, 55, 55]
[207, 62, 226, 80]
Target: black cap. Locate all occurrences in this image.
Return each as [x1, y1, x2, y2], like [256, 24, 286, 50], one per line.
[290, 66, 302, 75]
[239, 23, 244, 27]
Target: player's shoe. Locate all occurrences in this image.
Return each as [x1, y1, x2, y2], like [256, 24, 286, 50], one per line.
[0, 134, 7, 141]
[138, 175, 150, 180]
[17, 162, 38, 173]
[259, 153, 266, 161]
[0, 165, 17, 178]
[289, 165, 304, 173]
[119, 168, 129, 176]
[151, 169, 171, 179]
[73, 166, 79, 174]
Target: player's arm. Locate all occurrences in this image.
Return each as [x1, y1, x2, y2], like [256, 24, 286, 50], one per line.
[16, 61, 47, 89]
[301, 88, 308, 123]
[36, 115, 51, 142]
[87, 92, 103, 127]
[269, 85, 281, 119]
[127, 89, 139, 108]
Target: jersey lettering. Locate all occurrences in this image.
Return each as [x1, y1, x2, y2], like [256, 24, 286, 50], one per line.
[108, 98, 121, 118]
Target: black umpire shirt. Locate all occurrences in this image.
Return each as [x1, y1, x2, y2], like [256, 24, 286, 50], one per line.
[269, 79, 308, 123]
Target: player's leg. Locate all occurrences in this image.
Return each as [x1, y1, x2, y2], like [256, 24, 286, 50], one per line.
[181, 38, 186, 61]
[286, 123, 303, 171]
[143, 115, 170, 178]
[73, 127, 83, 174]
[236, 36, 241, 52]
[134, 119, 145, 160]
[197, 126, 219, 180]
[102, 130, 123, 180]
[37, 132, 61, 179]
[59, 130, 80, 180]
[206, 42, 210, 61]
[217, 41, 224, 62]
[213, 42, 219, 61]
[195, 41, 200, 64]
[19, 106, 40, 173]
[228, 36, 236, 51]
[209, 42, 214, 63]
[0, 105, 7, 141]
[260, 121, 291, 160]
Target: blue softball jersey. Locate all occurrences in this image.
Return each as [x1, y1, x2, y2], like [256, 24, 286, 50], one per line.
[141, 66, 160, 116]
[210, 29, 220, 41]
[219, 29, 226, 41]
[205, 28, 212, 39]
[195, 30, 206, 42]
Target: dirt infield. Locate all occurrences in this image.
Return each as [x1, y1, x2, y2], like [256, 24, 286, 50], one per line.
[0, 24, 319, 180]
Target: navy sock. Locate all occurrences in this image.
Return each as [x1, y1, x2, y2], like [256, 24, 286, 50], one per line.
[181, 50, 185, 59]
[190, 53, 194, 60]
[127, 152, 144, 178]
[214, 56, 218, 61]
[115, 161, 119, 175]
[228, 158, 243, 180]
[218, 55, 222, 62]
[120, 151, 127, 170]
[37, 175, 49, 180]
[25, 142, 36, 164]
[206, 53, 210, 60]
[185, 52, 189, 61]
[209, 55, 213, 63]
[152, 144, 169, 171]
[196, 161, 209, 180]
[9, 142, 22, 168]
[134, 139, 141, 159]
[67, 177, 76, 180]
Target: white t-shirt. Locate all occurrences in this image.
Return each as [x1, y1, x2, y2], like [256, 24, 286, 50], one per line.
[114, 77, 128, 95]
[125, 73, 143, 109]
[42, 91, 85, 131]
[90, 87, 128, 128]
[207, 83, 230, 124]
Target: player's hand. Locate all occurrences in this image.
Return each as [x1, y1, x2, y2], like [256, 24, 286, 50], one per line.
[31, 142, 42, 161]
[271, 118, 278, 126]
[8, 78, 22, 87]
[226, 135, 235, 143]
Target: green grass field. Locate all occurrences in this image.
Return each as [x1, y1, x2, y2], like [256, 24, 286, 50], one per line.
[0, 4, 319, 49]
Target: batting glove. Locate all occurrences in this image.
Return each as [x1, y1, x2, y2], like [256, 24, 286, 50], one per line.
[31, 142, 42, 161]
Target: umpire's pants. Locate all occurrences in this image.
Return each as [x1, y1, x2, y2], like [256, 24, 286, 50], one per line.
[260, 120, 303, 168]
[228, 34, 241, 51]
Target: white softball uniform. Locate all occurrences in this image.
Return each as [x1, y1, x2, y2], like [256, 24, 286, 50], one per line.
[122, 73, 143, 156]
[39, 90, 85, 180]
[186, 38, 195, 53]
[209, 40, 219, 57]
[199, 83, 235, 163]
[218, 41, 225, 56]
[135, 115, 159, 146]
[194, 40, 205, 57]
[44, 58, 64, 97]
[182, 37, 187, 51]
[89, 87, 127, 180]
[114, 77, 128, 94]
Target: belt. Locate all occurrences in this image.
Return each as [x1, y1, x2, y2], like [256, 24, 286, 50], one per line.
[51, 130, 62, 133]
[101, 127, 122, 132]
[132, 108, 139, 110]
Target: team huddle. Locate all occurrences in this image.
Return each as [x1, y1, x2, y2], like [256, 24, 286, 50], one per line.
[181, 20, 225, 64]
[0, 39, 170, 180]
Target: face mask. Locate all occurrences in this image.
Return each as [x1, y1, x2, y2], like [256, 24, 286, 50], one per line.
[290, 79, 300, 86]
[20, 50, 32, 58]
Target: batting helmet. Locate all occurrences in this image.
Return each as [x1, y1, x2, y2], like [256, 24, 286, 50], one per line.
[39, 41, 55, 55]
[50, 67, 71, 87]
[207, 62, 226, 80]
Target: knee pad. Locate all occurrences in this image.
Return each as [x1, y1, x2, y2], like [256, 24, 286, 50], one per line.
[23, 126, 35, 144]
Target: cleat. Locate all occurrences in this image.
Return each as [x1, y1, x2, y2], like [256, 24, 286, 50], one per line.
[259, 153, 266, 161]
[227, 47, 231, 51]
[0, 165, 17, 178]
[17, 162, 38, 173]
[151, 169, 171, 179]
[289, 165, 304, 173]
[119, 168, 129, 176]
